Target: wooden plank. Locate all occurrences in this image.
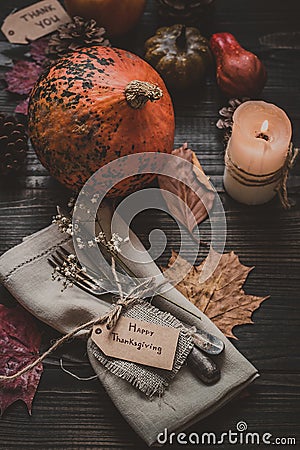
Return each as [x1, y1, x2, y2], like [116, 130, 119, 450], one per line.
[0, 373, 298, 449]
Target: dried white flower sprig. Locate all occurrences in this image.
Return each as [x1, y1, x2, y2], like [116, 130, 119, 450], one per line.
[51, 253, 86, 291]
[52, 206, 131, 291]
[53, 211, 128, 254]
[95, 231, 129, 254]
[52, 214, 73, 235]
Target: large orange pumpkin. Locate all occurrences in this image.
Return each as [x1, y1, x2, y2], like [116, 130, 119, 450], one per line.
[28, 46, 175, 197]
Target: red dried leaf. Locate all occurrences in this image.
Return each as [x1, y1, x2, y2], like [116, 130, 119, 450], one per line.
[29, 37, 50, 65]
[15, 98, 29, 115]
[0, 305, 43, 415]
[158, 143, 215, 235]
[5, 60, 43, 95]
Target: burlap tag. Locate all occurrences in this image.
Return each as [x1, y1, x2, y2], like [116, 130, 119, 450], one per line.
[89, 301, 194, 397]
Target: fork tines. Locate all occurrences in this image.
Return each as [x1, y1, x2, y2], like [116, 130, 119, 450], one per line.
[48, 246, 101, 293]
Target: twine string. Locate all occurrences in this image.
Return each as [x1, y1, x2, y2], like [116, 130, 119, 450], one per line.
[276, 143, 299, 209]
[0, 299, 135, 383]
[0, 258, 152, 383]
[225, 153, 283, 186]
[111, 257, 123, 301]
[59, 359, 98, 381]
[0, 316, 98, 383]
[225, 142, 298, 208]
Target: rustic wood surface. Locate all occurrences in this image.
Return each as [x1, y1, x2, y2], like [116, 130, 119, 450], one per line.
[0, 0, 299, 448]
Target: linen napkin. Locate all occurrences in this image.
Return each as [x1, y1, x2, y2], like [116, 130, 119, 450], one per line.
[0, 201, 258, 446]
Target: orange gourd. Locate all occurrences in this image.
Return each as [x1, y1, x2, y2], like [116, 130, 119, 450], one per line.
[28, 46, 175, 197]
[64, 0, 146, 37]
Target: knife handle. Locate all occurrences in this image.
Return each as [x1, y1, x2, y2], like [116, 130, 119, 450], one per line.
[187, 347, 220, 385]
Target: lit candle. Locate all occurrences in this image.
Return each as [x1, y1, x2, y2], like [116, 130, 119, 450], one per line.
[224, 100, 292, 205]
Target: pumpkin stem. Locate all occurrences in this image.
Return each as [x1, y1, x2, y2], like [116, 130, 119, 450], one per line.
[176, 25, 187, 51]
[125, 80, 163, 109]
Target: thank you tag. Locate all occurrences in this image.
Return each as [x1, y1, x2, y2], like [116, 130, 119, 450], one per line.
[2, 0, 71, 44]
[91, 317, 180, 371]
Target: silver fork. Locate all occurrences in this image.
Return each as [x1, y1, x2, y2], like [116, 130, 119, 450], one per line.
[48, 247, 224, 355]
[48, 247, 118, 295]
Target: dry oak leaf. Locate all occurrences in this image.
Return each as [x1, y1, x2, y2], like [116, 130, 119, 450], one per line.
[0, 305, 43, 415]
[158, 143, 215, 234]
[162, 250, 268, 339]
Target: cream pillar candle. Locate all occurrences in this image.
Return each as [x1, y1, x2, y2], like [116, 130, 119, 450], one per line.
[224, 100, 292, 205]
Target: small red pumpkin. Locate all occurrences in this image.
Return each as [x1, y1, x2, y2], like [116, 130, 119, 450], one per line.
[210, 32, 267, 98]
[28, 46, 175, 197]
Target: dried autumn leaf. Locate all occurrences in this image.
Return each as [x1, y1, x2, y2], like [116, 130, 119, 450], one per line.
[162, 250, 268, 339]
[29, 37, 50, 66]
[15, 98, 29, 115]
[0, 305, 43, 415]
[5, 60, 43, 95]
[158, 143, 215, 235]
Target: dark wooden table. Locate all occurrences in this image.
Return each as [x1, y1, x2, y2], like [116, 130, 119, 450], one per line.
[0, 0, 299, 448]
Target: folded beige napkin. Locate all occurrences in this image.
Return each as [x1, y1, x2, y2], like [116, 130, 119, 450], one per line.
[0, 202, 258, 446]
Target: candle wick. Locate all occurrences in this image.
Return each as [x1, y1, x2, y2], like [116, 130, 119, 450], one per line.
[256, 132, 269, 141]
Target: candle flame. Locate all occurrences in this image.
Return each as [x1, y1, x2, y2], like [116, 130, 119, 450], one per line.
[261, 120, 268, 133]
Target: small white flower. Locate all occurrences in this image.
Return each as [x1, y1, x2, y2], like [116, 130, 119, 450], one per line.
[95, 231, 106, 244]
[112, 233, 123, 242]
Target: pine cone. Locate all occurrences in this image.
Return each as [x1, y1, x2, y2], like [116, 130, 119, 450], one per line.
[156, 0, 215, 21]
[216, 98, 250, 130]
[0, 114, 28, 176]
[47, 16, 111, 59]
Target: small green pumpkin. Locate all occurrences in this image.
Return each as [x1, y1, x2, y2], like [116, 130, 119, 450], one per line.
[144, 24, 212, 91]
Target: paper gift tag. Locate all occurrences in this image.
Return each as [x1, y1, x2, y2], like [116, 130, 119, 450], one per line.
[2, 0, 71, 44]
[91, 317, 180, 371]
